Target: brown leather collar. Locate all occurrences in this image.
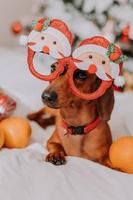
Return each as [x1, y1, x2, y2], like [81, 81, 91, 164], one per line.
[62, 117, 101, 135]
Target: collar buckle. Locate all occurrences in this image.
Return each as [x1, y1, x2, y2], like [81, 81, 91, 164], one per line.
[70, 125, 84, 135]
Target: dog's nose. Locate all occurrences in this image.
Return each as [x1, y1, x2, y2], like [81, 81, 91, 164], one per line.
[42, 91, 58, 104]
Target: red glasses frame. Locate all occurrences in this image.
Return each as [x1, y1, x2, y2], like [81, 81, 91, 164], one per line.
[27, 47, 113, 100]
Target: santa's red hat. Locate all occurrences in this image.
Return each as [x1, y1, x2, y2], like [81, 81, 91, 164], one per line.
[73, 36, 127, 87]
[32, 18, 73, 57]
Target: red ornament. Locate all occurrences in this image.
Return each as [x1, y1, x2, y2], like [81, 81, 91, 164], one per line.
[0, 93, 17, 120]
[11, 21, 23, 35]
[121, 24, 130, 43]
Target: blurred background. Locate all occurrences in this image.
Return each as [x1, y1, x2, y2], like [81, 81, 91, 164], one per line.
[0, 0, 133, 90]
[0, 0, 33, 45]
[1, 0, 133, 52]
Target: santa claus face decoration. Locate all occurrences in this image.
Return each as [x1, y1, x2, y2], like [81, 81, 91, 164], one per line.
[28, 19, 71, 59]
[27, 18, 128, 100]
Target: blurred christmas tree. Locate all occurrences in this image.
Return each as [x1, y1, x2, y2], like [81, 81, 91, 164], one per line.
[11, 0, 133, 91]
[11, 0, 133, 56]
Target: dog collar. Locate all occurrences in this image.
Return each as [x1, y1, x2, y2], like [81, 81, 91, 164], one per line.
[62, 116, 101, 135]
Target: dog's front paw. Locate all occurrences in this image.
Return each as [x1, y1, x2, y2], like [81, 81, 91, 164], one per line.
[46, 151, 66, 165]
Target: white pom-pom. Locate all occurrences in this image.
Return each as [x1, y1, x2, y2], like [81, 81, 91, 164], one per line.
[19, 35, 28, 46]
[114, 76, 125, 87]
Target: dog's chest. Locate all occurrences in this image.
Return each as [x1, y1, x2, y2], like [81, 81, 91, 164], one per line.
[60, 128, 84, 156]
[57, 117, 86, 156]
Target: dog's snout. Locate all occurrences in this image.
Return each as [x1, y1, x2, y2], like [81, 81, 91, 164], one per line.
[42, 91, 58, 104]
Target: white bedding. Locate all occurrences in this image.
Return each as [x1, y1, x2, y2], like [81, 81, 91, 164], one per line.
[0, 47, 133, 200]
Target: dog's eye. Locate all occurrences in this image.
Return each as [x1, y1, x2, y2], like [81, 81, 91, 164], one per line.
[74, 70, 88, 80]
[51, 64, 56, 73]
[59, 64, 68, 76]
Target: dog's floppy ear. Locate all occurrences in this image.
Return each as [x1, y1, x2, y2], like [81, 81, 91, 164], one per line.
[96, 86, 114, 121]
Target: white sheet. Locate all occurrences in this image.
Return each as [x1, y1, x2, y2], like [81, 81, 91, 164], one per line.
[0, 47, 133, 200]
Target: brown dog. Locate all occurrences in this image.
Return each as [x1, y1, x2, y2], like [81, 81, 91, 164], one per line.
[28, 63, 114, 166]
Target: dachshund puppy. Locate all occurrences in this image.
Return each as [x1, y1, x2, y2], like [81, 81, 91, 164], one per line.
[26, 18, 125, 167]
[32, 62, 114, 166]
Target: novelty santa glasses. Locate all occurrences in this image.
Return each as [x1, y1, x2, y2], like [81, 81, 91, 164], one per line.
[27, 18, 128, 100]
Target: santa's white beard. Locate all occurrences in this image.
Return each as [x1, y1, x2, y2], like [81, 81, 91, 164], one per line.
[28, 43, 44, 53]
[29, 43, 63, 59]
[49, 46, 63, 59]
[74, 60, 111, 81]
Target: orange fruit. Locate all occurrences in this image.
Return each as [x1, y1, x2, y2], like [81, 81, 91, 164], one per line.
[109, 136, 133, 173]
[0, 117, 31, 148]
[0, 131, 5, 149]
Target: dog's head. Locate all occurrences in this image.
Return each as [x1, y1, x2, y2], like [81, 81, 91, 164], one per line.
[42, 62, 114, 122]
